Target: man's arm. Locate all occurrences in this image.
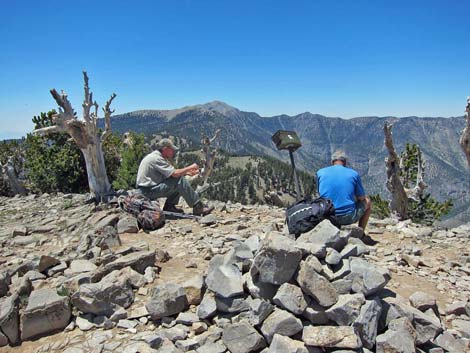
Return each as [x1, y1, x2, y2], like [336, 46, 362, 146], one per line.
[171, 163, 199, 178]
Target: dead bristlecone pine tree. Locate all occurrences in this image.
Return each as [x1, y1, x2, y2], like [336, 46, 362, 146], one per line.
[384, 122, 409, 219]
[33, 71, 116, 202]
[460, 96, 470, 189]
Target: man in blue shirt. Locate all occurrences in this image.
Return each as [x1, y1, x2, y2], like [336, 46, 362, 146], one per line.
[317, 151, 371, 229]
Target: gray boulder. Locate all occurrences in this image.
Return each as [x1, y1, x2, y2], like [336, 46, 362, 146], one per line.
[302, 326, 362, 349]
[376, 317, 416, 353]
[452, 319, 470, 339]
[0, 294, 19, 345]
[353, 298, 382, 349]
[296, 220, 342, 250]
[348, 258, 390, 296]
[303, 302, 329, 325]
[20, 288, 71, 340]
[92, 250, 155, 281]
[223, 322, 266, 353]
[325, 248, 342, 266]
[146, 283, 188, 320]
[0, 331, 7, 347]
[260, 308, 303, 343]
[445, 300, 470, 316]
[434, 331, 469, 352]
[243, 272, 278, 301]
[196, 342, 227, 353]
[273, 283, 309, 315]
[0, 272, 10, 298]
[297, 257, 338, 307]
[325, 293, 365, 325]
[117, 215, 139, 234]
[409, 291, 437, 312]
[215, 295, 250, 314]
[252, 233, 302, 285]
[383, 297, 442, 345]
[205, 254, 244, 298]
[72, 270, 134, 316]
[197, 292, 217, 320]
[182, 275, 205, 306]
[269, 334, 309, 353]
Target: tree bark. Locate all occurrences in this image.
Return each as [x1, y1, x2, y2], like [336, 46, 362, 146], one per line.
[33, 72, 116, 201]
[384, 123, 408, 219]
[460, 97, 470, 189]
[1, 158, 27, 195]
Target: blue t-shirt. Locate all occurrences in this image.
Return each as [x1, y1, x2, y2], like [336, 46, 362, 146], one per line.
[317, 165, 365, 216]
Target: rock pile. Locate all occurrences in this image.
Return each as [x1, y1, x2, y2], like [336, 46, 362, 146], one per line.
[0, 194, 469, 352]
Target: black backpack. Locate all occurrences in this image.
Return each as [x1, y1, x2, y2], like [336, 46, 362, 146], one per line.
[285, 197, 337, 236]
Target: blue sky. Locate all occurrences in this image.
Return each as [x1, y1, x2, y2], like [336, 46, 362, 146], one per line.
[1, 0, 469, 139]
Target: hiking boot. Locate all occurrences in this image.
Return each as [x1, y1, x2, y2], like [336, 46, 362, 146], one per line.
[163, 203, 184, 214]
[193, 202, 214, 216]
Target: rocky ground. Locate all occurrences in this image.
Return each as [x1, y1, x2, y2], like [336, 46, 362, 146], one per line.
[0, 193, 469, 353]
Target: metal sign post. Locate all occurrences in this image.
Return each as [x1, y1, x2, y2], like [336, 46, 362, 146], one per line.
[271, 130, 303, 201]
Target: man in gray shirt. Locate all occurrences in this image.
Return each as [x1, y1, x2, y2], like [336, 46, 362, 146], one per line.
[136, 138, 214, 216]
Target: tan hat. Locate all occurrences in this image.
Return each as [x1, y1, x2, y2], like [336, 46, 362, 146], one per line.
[155, 138, 179, 151]
[331, 150, 347, 164]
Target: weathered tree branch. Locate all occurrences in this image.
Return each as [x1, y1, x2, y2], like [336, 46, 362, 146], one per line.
[460, 97, 470, 189]
[32, 72, 116, 200]
[1, 158, 27, 195]
[384, 123, 408, 219]
[102, 93, 117, 139]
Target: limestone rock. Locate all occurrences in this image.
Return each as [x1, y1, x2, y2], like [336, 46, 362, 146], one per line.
[348, 258, 390, 296]
[197, 292, 218, 320]
[205, 254, 244, 298]
[182, 275, 205, 306]
[117, 215, 139, 234]
[269, 334, 309, 353]
[252, 233, 302, 285]
[273, 283, 309, 315]
[71, 270, 134, 316]
[223, 322, 266, 353]
[325, 293, 365, 326]
[260, 308, 303, 343]
[0, 294, 20, 345]
[296, 219, 342, 250]
[409, 291, 437, 312]
[146, 283, 188, 320]
[297, 257, 338, 307]
[353, 298, 382, 349]
[376, 317, 416, 353]
[302, 326, 362, 349]
[20, 288, 71, 340]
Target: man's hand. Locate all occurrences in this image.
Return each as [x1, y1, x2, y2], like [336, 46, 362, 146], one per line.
[186, 163, 199, 176]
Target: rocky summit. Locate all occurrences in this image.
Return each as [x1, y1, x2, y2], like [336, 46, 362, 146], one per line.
[0, 194, 469, 353]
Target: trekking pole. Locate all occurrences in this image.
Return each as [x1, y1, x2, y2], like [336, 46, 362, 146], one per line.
[289, 147, 302, 201]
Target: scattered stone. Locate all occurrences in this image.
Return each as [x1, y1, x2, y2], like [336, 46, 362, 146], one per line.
[409, 291, 437, 312]
[252, 233, 302, 285]
[205, 254, 244, 298]
[297, 219, 342, 250]
[197, 292, 218, 320]
[243, 272, 278, 301]
[325, 248, 342, 265]
[146, 283, 188, 320]
[223, 322, 266, 353]
[353, 298, 382, 349]
[68, 259, 97, 274]
[302, 325, 362, 349]
[182, 275, 205, 305]
[12, 226, 28, 237]
[434, 331, 469, 352]
[71, 270, 134, 316]
[0, 294, 20, 345]
[0, 272, 10, 297]
[297, 257, 338, 307]
[76, 315, 95, 331]
[92, 250, 156, 281]
[445, 300, 470, 316]
[38, 255, 61, 273]
[375, 317, 416, 353]
[260, 308, 303, 343]
[215, 295, 250, 313]
[20, 288, 71, 340]
[273, 283, 309, 315]
[325, 293, 365, 326]
[199, 214, 217, 226]
[117, 215, 139, 234]
[348, 258, 390, 296]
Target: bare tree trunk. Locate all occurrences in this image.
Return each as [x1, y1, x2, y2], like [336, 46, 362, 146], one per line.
[190, 129, 221, 193]
[460, 97, 470, 189]
[384, 123, 408, 219]
[1, 159, 27, 195]
[33, 72, 116, 201]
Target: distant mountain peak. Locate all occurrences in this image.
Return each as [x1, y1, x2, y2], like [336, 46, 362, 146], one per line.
[197, 101, 239, 115]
